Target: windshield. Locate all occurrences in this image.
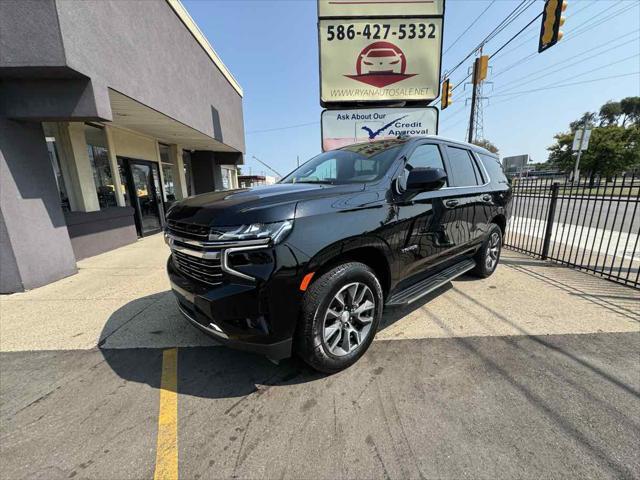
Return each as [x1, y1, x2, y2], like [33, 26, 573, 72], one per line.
[280, 140, 405, 185]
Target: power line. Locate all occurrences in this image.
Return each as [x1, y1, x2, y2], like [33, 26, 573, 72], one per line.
[490, 8, 640, 80]
[443, 0, 533, 78]
[491, 0, 602, 61]
[493, 55, 640, 98]
[247, 121, 318, 134]
[488, 12, 542, 59]
[494, 42, 640, 96]
[490, 0, 635, 65]
[490, 71, 640, 101]
[443, 0, 496, 55]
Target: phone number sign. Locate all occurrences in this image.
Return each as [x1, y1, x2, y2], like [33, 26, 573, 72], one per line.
[318, 1, 445, 105]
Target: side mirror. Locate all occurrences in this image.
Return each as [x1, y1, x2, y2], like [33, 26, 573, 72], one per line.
[406, 167, 447, 192]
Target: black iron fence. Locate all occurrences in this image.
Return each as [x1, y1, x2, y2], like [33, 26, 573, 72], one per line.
[504, 175, 639, 288]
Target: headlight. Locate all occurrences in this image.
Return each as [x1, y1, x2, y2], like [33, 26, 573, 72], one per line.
[209, 220, 293, 243]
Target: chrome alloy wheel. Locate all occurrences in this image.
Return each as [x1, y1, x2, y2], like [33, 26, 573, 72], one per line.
[486, 232, 501, 271]
[322, 282, 376, 357]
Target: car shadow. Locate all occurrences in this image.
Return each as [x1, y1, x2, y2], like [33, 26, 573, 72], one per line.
[97, 275, 462, 399]
[97, 289, 328, 399]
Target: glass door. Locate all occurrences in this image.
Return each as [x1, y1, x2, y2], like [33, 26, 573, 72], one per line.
[119, 158, 165, 236]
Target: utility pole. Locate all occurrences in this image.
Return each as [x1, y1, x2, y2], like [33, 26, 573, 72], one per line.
[297, 155, 300, 168]
[467, 57, 480, 144]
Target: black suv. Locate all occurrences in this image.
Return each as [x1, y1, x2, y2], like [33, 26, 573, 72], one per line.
[166, 136, 511, 372]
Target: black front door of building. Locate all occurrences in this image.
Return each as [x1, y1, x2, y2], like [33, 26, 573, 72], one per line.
[118, 157, 165, 236]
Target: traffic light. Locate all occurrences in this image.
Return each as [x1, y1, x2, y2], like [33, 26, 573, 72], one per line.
[441, 79, 453, 110]
[539, 0, 567, 53]
[478, 55, 489, 82]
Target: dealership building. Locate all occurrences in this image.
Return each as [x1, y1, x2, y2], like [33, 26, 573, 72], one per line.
[0, 0, 245, 293]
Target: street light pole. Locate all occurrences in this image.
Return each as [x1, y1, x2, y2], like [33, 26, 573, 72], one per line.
[251, 155, 282, 178]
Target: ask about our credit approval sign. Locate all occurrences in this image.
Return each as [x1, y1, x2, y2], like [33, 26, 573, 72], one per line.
[321, 107, 439, 151]
[318, 0, 445, 105]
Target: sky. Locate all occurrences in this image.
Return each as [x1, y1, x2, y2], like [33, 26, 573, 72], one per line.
[183, 0, 640, 175]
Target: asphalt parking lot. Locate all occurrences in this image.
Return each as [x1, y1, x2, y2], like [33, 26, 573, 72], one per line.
[1, 234, 639, 479]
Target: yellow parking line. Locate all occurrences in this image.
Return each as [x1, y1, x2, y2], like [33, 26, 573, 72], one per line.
[154, 348, 178, 480]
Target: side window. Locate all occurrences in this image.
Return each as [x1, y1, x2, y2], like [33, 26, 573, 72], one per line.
[401, 144, 448, 189]
[446, 146, 483, 187]
[478, 153, 508, 184]
[407, 144, 446, 171]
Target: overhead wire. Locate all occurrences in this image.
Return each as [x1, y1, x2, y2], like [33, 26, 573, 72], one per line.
[494, 39, 640, 95]
[491, 0, 602, 60]
[487, 71, 640, 106]
[443, 0, 496, 55]
[442, 0, 534, 78]
[492, 55, 640, 98]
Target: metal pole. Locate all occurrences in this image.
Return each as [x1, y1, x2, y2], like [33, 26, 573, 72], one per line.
[573, 121, 587, 182]
[541, 182, 560, 259]
[467, 57, 479, 144]
[251, 155, 282, 177]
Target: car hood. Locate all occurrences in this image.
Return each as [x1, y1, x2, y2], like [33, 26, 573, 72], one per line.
[167, 182, 365, 226]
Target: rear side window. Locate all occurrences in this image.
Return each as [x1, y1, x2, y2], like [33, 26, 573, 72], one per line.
[446, 146, 484, 187]
[478, 153, 508, 184]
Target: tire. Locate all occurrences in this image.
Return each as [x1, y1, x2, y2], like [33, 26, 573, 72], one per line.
[472, 224, 502, 278]
[295, 262, 383, 373]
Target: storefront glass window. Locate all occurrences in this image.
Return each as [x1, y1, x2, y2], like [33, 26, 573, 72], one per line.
[117, 158, 132, 207]
[45, 137, 71, 212]
[221, 167, 235, 190]
[162, 164, 176, 202]
[159, 144, 175, 202]
[85, 124, 117, 209]
[183, 151, 193, 196]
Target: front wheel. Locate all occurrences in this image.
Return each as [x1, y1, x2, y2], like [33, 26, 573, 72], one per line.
[472, 224, 502, 278]
[295, 262, 383, 373]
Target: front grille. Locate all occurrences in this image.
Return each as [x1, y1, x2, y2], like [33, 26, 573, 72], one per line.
[172, 250, 223, 286]
[167, 220, 210, 240]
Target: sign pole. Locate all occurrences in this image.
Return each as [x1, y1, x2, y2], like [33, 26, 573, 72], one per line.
[573, 121, 587, 182]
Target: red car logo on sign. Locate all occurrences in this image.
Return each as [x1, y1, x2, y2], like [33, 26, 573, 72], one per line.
[346, 41, 417, 88]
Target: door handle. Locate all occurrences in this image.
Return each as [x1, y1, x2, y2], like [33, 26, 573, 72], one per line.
[482, 194, 492, 202]
[445, 199, 459, 208]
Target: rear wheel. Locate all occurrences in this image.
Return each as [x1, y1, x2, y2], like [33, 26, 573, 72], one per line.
[472, 224, 502, 278]
[296, 262, 383, 373]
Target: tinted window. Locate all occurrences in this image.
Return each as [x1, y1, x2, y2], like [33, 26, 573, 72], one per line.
[478, 153, 508, 184]
[447, 146, 483, 187]
[407, 144, 445, 170]
[280, 140, 404, 185]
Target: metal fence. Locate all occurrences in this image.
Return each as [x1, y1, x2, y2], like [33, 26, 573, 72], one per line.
[504, 175, 639, 288]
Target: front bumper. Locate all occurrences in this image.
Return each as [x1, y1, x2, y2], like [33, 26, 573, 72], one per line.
[165, 235, 302, 360]
[173, 285, 292, 360]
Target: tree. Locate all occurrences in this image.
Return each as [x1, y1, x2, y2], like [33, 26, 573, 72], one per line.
[472, 139, 499, 154]
[569, 111, 596, 132]
[599, 101, 622, 126]
[548, 125, 640, 181]
[620, 97, 640, 126]
[548, 99, 640, 182]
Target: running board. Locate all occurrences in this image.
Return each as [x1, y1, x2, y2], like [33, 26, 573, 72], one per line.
[386, 259, 476, 306]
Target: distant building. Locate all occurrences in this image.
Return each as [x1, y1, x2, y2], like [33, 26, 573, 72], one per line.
[502, 155, 531, 175]
[238, 175, 278, 188]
